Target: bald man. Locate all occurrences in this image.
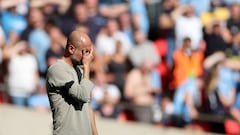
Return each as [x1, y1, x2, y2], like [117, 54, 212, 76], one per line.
[46, 30, 98, 135]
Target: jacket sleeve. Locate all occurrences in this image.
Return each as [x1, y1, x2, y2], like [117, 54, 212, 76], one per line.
[68, 79, 94, 102]
[47, 66, 94, 102]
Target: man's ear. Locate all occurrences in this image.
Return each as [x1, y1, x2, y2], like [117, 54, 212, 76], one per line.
[68, 44, 75, 54]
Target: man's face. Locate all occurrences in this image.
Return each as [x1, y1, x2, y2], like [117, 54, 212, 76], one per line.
[28, 8, 44, 25]
[231, 4, 240, 20]
[71, 43, 92, 66]
[74, 4, 88, 22]
[184, 40, 191, 48]
[134, 30, 146, 44]
[106, 20, 118, 36]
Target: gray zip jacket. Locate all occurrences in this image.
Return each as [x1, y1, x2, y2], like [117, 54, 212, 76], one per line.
[46, 60, 94, 135]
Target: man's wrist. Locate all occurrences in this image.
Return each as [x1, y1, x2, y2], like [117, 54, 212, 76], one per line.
[83, 66, 90, 79]
[83, 65, 90, 72]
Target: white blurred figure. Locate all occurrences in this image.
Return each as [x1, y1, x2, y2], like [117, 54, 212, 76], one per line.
[96, 18, 132, 56]
[91, 71, 121, 119]
[174, 4, 203, 50]
[7, 41, 39, 107]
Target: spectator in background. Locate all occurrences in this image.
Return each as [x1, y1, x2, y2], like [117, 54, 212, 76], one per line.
[211, 0, 226, 8]
[204, 21, 230, 58]
[217, 33, 240, 117]
[98, 0, 128, 18]
[226, 32, 240, 57]
[106, 40, 128, 100]
[223, 0, 240, 5]
[226, 32, 240, 99]
[29, 0, 71, 27]
[153, 1, 179, 90]
[145, 0, 162, 33]
[160, 95, 174, 125]
[28, 78, 50, 112]
[172, 37, 204, 89]
[45, 24, 66, 67]
[172, 37, 203, 126]
[128, 29, 160, 68]
[124, 59, 161, 123]
[91, 71, 121, 119]
[0, 26, 5, 63]
[227, 3, 240, 36]
[27, 7, 50, 77]
[1, 31, 18, 64]
[96, 18, 132, 56]
[200, 1, 230, 33]
[173, 4, 203, 50]
[0, 0, 26, 12]
[7, 41, 39, 107]
[0, 31, 21, 104]
[0, 26, 6, 90]
[1, 3, 27, 39]
[205, 51, 238, 116]
[20, 8, 35, 41]
[118, 11, 134, 44]
[85, 0, 106, 43]
[129, 0, 149, 35]
[180, 0, 211, 16]
[61, 3, 88, 37]
[217, 59, 236, 111]
[29, 0, 71, 14]
[157, 0, 178, 68]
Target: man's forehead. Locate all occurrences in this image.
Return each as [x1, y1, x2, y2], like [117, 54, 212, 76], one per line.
[80, 42, 92, 49]
[80, 36, 86, 43]
[82, 45, 92, 49]
[79, 35, 92, 45]
[77, 40, 92, 49]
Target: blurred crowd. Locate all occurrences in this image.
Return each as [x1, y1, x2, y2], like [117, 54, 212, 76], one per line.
[1, 0, 240, 134]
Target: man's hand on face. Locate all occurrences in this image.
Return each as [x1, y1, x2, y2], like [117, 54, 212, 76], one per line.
[82, 47, 94, 69]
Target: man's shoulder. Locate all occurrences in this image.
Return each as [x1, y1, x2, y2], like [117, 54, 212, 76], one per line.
[47, 60, 69, 74]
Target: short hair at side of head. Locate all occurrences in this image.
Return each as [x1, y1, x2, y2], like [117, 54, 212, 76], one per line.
[65, 38, 81, 50]
[65, 38, 71, 49]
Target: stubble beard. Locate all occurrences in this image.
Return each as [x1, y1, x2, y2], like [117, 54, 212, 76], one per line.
[72, 57, 83, 67]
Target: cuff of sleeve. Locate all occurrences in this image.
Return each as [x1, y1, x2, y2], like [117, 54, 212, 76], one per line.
[80, 79, 94, 102]
[80, 78, 94, 92]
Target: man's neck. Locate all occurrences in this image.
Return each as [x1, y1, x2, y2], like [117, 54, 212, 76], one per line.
[62, 56, 73, 67]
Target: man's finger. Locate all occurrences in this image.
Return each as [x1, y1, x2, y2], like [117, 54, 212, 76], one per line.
[82, 49, 86, 55]
[89, 47, 92, 54]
